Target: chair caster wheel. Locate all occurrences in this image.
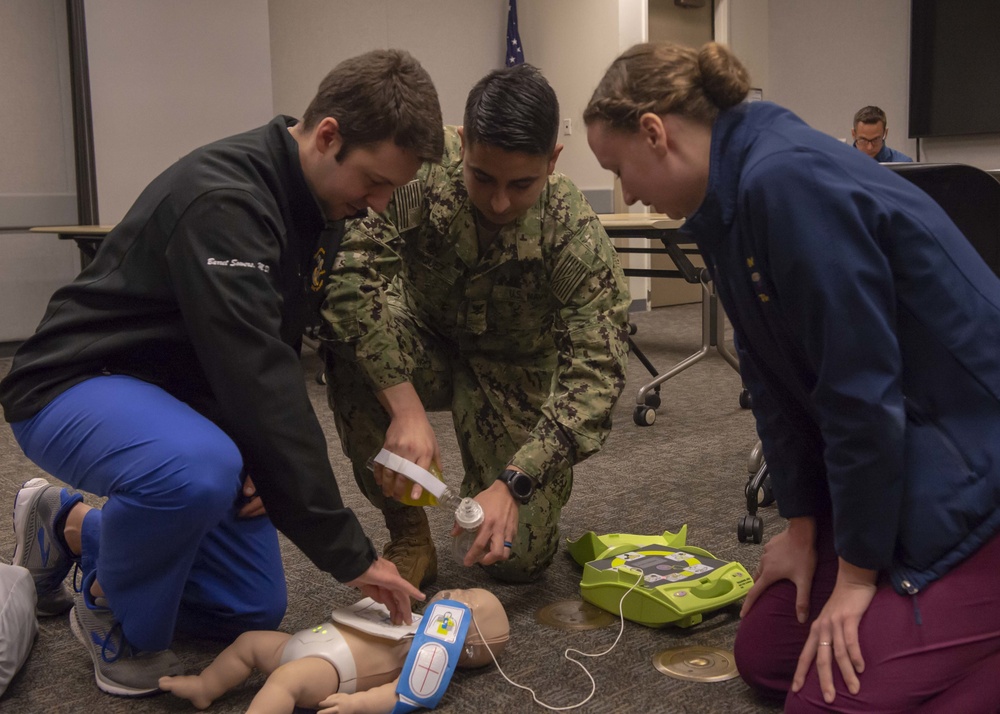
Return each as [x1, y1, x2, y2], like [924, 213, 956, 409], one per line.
[738, 514, 763, 544]
[744, 479, 774, 508]
[633, 405, 656, 426]
[643, 391, 661, 409]
[759, 479, 775, 508]
[739, 389, 752, 409]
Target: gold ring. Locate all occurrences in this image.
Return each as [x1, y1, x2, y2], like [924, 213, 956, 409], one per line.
[818, 641, 832, 647]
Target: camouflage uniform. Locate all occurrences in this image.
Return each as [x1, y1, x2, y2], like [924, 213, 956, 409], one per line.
[319, 127, 629, 582]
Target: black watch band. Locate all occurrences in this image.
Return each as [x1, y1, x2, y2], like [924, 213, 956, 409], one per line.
[498, 468, 535, 505]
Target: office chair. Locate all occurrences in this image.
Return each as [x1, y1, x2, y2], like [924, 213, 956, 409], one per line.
[737, 162, 1000, 543]
[886, 162, 1000, 277]
[629, 267, 743, 426]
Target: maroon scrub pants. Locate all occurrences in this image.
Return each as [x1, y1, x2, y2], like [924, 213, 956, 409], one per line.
[735, 524, 1000, 713]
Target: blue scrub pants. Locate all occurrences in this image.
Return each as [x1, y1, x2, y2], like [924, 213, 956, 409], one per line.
[11, 375, 287, 651]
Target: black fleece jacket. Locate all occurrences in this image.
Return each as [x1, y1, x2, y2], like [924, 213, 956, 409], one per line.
[0, 116, 376, 582]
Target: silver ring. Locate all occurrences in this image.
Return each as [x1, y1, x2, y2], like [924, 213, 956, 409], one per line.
[818, 641, 832, 647]
[503, 541, 513, 548]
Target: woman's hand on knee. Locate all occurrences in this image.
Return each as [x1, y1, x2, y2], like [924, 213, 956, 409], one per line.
[741, 516, 817, 621]
[791, 559, 876, 705]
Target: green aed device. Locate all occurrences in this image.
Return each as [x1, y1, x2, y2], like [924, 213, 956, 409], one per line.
[566, 526, 754, 629]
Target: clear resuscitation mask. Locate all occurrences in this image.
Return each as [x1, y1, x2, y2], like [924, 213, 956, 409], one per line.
[367, 449, 484, 563]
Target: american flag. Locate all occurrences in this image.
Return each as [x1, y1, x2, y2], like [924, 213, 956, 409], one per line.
[506, 0, 524, 67]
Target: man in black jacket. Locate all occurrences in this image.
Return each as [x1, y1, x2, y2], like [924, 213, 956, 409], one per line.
[2, 49, 442, 698]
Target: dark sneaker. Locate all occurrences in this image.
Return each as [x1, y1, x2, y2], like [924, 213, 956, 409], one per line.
[12, 477, 82, 616]
[69, 589, 183, 697]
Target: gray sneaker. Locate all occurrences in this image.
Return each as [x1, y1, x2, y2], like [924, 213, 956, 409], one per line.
[12, 477, 81, 616]
[70, 589, 184, 697]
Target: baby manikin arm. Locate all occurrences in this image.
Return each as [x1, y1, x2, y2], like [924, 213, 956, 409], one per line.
[316, 678, 401, 714]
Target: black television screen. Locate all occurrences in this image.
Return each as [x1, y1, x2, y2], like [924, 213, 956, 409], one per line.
[909, 0, 1000, 138]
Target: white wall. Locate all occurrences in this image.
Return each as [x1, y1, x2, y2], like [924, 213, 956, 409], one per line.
[1, 0, 77, 228]
[0, 0, 79, 342]
[518, 0, 628, 198]
[765, 0, 914, 156]
[716, 0, 769, 95]
[268, 0, 506, 127]
[649, 0, 712, 49]
[0, 0, 273, 342]
[723, 0, 1000, 170]
[920, 133, 1000, 169]
[85, 0, 274, 223]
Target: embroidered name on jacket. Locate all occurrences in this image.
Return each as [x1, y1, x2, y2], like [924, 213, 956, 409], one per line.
[206, 257, 271, 273]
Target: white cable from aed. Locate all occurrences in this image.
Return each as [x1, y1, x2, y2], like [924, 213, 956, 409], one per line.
[472, 575, 644, 711]
[377, 448, 643, 709]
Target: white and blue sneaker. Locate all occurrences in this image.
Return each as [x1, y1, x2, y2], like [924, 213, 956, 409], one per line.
[70, 588, 184, 697]
[12, 477, 83, 616]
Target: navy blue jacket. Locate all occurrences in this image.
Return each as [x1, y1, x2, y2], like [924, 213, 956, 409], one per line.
[683, 102, 1000, 593]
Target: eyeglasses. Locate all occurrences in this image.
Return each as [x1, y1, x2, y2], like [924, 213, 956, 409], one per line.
[855, 134, 886, 149]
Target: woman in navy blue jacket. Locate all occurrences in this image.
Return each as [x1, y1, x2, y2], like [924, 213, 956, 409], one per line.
[584, 41, 1000, 712]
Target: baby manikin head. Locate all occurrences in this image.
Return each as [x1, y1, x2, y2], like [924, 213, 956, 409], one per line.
[429, 588, 509, 668]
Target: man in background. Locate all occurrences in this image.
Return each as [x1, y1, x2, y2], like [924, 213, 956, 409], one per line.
[852, 105, 913, 162]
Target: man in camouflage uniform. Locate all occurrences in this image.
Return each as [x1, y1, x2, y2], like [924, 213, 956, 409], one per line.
[320, 64, 629, 587]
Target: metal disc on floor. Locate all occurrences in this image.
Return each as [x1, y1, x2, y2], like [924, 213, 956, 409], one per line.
[652, 646, 739, 682]
[535, 599, 615, 630]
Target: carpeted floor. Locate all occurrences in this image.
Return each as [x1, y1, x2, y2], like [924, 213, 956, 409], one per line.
[0, 302, 784, 713]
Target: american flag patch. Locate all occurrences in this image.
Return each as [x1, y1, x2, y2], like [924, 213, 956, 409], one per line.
[393, 180, 424, 232]
[551, 250, 590, 304]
